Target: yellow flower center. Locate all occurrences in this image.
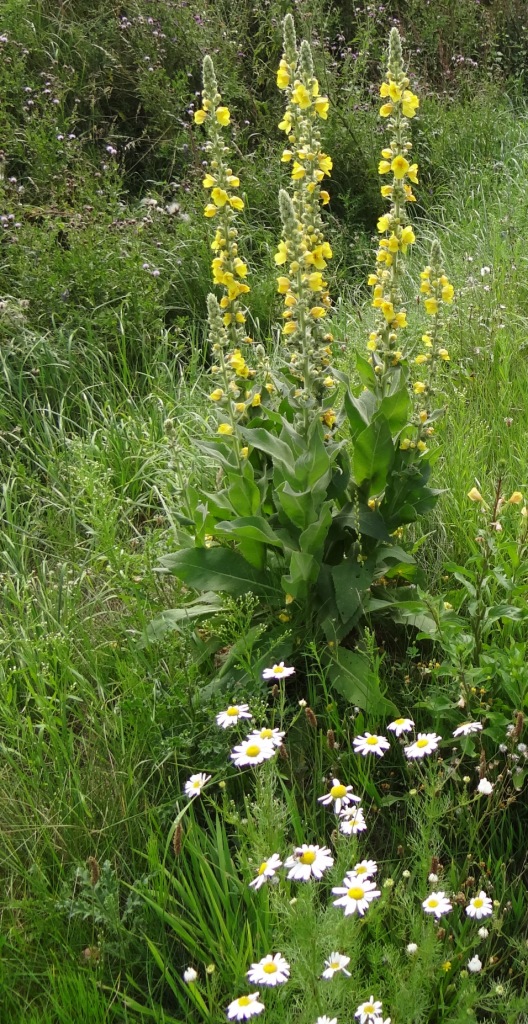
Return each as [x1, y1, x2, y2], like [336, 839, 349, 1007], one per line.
[366, 736, 379, 745]
[330, 784, 347, 798]
[300, 851, 316, 865]
[428, 898, 439, 908]
[258, 861, 268, 875]
[238, 997, 251, 1007]
[226, 706, 239, 716]
[273, 665, 283, 674]
[473, 898, 484, 908]
[394, 718, 405, 725]
[260, 729, 272, 739]
[192, 781, 201, 788]
[348, 886, 365, 900]
[246, 744, 260, 757]
[263, 963, 278, 974]
[355, 865, 367, 874]
[364, 1006, 375, 1015]
[417, 738, 429, 748]
[330, 961, 340, 969]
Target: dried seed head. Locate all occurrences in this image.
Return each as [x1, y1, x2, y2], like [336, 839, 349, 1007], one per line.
[326, 728, 336, 750]
[305, 706, 317, 728]
[173, 821, 183, 857]
[87, 856, 100, 886]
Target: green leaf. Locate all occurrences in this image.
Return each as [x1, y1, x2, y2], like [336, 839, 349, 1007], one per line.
[354, 352, 378, 390]
[299, 502, 333, 559]
[213, 516, 284, 548]
[378, 387, 411, 434]
[240, 427, 295, 474]
[324, 648, 397, 714]
[282, 551, 318, 599]
[144, 594, 224, 640]
[227, 476, 261, 517]
[159, 547, 277, 596]
[331, 561, 374, 625]
[353, 416, 395, 494]
[344, 389, 376, 440]
[276, 481, 314, 530]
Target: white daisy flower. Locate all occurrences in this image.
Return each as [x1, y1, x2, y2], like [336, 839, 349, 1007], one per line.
[477, 777, 493, 795]
[321, 952, 351, 979]
[478, 927, 489, 939]
[353, 733, 390, 757]
[184, 772, 211, 798]
[350, 859, 377, 879]
[404, 733, 442, 759]
[467, 955, 482, 973]
[249, 853, 282, 891]
[318, 777, 361, 814]
[183, 967, 197, 983]
[227, 993, 265, 1020]
[315, 1017, 337, 1024]
[246, 727, 285, 748]
[332, 876, 381, 916]
[262, 662, 295, 680]
[230, 737, 276, 768]
[387, 717, 414, 737]
[285, 844, 334, 881]
[355, 996, 383, 1023]
[247, 953, 290, 987]
[453, 722, 483, 738]
[422, 891, 452, 918]
[338, 806, 367, 836]
[216, 704, 252, 728]
[466, 891, 493, 919]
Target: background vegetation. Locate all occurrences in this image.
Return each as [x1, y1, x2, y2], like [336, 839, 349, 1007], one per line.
[0, 0, 527, 1020]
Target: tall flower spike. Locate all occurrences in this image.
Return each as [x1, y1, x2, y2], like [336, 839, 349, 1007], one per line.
[368, 28, 419, 388]
[196, 56, 264, 435]
[275, 16, 335, 416]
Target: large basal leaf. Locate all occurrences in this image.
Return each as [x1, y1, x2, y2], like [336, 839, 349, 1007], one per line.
[330, 560, 374, 625]
[240, 426, 295, 474]
[353, 416, 395, 494]
[159, 547, 277, 596]
[213, 516, 284, 548]
[378, 387, 411, 434]
[324, 647, 397, 714]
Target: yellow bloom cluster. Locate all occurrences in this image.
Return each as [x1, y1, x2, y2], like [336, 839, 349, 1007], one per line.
[411, 241, 455, 403]
[367, 28, 419, 379]
[274, 15, 336, 407]
[195, 56, 264, 442]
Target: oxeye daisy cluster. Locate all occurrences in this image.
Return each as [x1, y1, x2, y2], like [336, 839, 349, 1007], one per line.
[368, 28, 419, 381]
[275, 14, 336, 414]
[195, 56, 265, 439]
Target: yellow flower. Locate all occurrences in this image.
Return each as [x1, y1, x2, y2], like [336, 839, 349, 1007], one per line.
[378, 160, 391, 175]
[277, 61, 290, 90]
[229, 195, 245, 211]
[323, 376, 335, 388]
[251, 392, 261, 407]
[422, 333, 433, 347]
[414, 381, 427, 394]
[277, 276, 290, 293]
[310, 306, 326, 318]
[402, 90, 419, 118]
[407, 163, 419, 183]
[442, 961, 452, 973]
[292, 83, 311, 108]
[377, 214, 391, 233]
[204, 204, 218, 218]
[379, 82, 391, 97]
[442, 282, 454, 303]
[283, 321, 298, 335]
[209, 388, 224, 401]
[227, 174, 240, 187]
[211, 187, 228, 208]
[381, 300, 395, 321]
[320, 190, 330, 205]
[234, 402, 246, 413]
[401, 225, 415, 246]
[368, 274, 378, 287]
[380, 185, 393, 198]
[315, 96, 330, 118]
[217, 423, 234, 435]
[415, 354, 428, 365]
[366, 339, 377, 352]
[508, 491, 524, 504]
[417, 440, 427, 452]
[393, 311, 407, 328]
[380, 103, 394, 117]
[291, 161, 306, 180]
[202, 173, 216, 188]
[424, 298, 439, 315]
[275, 241, 289, 266]
[420, 281, 432, 295]
[318, 154, 333, 175]
[467, 487, 483, 502]
[308, 271, 325, 291]
[322, 408, 337, 427]
[216, 106, 231, 126]
[388, 234, 400, 253]
[278, 112, 292, 132]
[400, 438, 411, 450]
[281, 150, 293, 162]
[438, 348, 450, 361]
[240, 446, 249, 458]
[389, 82, 402, 101]
[194, 109, 207, 124]
[391, 155, 410, 179]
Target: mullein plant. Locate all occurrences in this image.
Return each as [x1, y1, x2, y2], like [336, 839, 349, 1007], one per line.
[157, 20, 451, 704]
[195, 56, 265, 445]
